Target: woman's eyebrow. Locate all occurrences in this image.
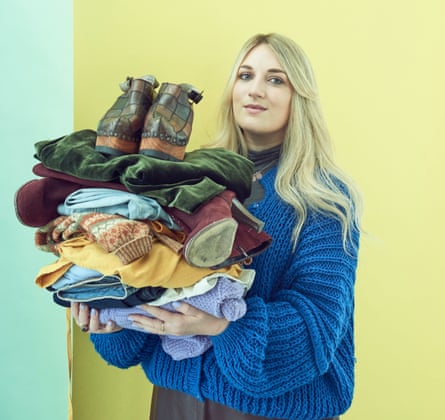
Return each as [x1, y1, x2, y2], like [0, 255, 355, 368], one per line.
[238, 65, 286, 74]
[267, 68, 287, 74]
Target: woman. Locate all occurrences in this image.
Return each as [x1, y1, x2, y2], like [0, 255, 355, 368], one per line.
[72, 33, 362, 420]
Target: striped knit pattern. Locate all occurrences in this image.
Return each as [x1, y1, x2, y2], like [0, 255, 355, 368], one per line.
[90, 166, 360, 419]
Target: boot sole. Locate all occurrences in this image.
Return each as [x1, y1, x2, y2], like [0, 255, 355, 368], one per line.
[139, 136, 185, 161]
[96, 135, 140, 155]
[231, 198, 264, 232]
[184, 218, 238, 267]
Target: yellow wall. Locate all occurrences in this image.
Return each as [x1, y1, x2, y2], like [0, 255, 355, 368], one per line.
[73, 1, 445, 419]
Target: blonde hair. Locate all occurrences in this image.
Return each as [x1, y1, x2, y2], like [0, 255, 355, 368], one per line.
[211, 33, 363, 249]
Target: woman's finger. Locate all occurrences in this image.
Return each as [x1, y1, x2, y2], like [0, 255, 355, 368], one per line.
[129, 314, 159, 330]
[104, 320, 120, 333]
[71, 302, 80, 320]
[78, 303, 90, 331]
[89, 308, 102, 332]
[139, 304, 171, 320]
[169, 302, 200, 317]
[71, 303, 123, 334]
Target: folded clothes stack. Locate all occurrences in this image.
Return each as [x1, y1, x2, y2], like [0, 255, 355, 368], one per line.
[14, 75, 272, 359]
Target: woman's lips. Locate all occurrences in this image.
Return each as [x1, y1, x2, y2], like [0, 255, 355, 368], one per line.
[244, 104, 266, 113]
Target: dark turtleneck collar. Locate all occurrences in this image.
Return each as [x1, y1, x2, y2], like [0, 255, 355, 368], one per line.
[243, 144, 281, 207]
[248, 144, 281, 174]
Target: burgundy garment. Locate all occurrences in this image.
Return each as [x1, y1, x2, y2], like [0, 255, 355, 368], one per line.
[211, 222, 272, 269]
[149, 386, 340, 420]
[32, 163, 128, 190]
[14, 163, 128, 227]
[15, 177, 82, 227]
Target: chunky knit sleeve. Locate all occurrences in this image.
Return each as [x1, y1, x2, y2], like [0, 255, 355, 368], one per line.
[211, 212, 359, 397]
[90, 329, 158, 369]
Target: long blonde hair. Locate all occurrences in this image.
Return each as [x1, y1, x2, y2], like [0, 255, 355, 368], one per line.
[210, 33, 363, 249]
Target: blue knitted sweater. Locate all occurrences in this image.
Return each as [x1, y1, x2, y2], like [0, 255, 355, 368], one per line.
[90, 167, 360, 420]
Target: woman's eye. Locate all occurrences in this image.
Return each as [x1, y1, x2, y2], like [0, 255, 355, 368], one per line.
[269, 76, 284, 85]
[238, 72, 251, 80]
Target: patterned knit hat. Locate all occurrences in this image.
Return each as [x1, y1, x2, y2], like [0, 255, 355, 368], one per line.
[79, 213, 153, 264]
[35, 212, 153, 264]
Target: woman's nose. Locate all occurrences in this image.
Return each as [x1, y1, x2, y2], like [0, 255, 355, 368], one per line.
[248, 79, 265, 98]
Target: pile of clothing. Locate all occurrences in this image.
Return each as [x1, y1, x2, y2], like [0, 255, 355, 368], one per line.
[14, 75, 272, 360]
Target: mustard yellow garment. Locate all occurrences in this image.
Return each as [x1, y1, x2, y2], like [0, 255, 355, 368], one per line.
[35, 236, 242, 289]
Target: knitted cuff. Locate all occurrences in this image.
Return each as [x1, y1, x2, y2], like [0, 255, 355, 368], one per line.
[113, 235, 153, 265]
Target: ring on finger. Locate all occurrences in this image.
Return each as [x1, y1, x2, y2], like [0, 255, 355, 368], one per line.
[160, 321, 165, 334]
[80, 324, 89, 332]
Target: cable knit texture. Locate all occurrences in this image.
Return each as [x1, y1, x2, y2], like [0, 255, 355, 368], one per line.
[90, 167, 359, 419]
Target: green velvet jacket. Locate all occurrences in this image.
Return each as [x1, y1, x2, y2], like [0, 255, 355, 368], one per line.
[34, 129, 253, 213]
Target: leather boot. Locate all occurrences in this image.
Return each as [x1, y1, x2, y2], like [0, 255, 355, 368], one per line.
[167, 190, 238, 268]
[139, 82, 203, 161]
[96, 75, 159, 156]
[211, 223, 272, 269]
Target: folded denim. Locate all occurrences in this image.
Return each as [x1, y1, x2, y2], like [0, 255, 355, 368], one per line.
[50, 267, 252, 310]
[52, 286, 166, 309]
[47, 265, 138, 303]
[58, 187, 179, 229]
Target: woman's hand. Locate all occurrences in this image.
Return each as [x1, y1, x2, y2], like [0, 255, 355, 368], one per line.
[71, 302, 123, 334]
[129, 302, 229, 337]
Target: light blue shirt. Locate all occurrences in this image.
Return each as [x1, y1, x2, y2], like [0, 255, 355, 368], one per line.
[57, 188, 179, 229]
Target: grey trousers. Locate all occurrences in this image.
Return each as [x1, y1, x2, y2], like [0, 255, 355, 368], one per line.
[149, 386, 340, 420]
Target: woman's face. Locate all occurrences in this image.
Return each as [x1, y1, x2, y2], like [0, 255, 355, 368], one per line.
[232, 43, 293, 150]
